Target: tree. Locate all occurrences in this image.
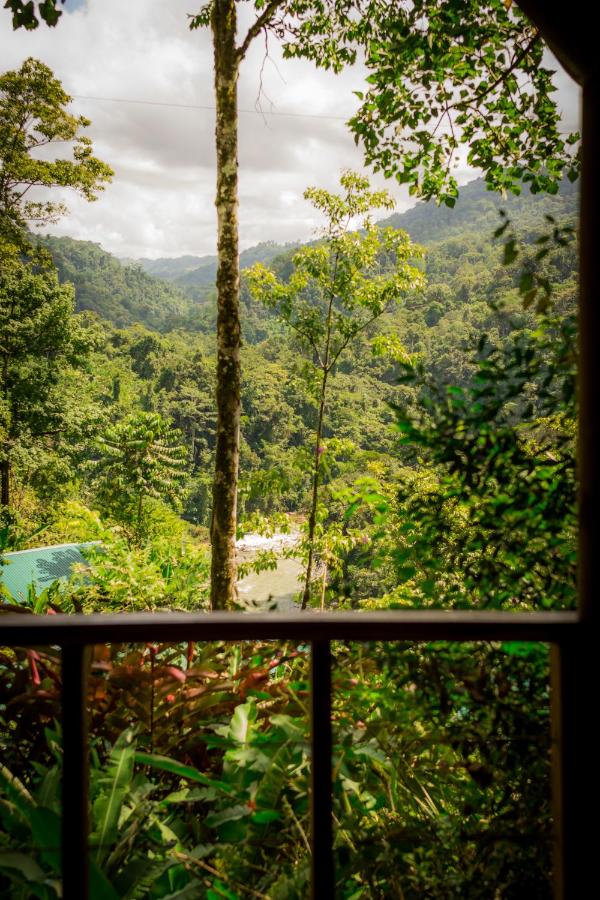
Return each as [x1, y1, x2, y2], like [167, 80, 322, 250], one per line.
[283, 0, 580, 203]
[0, 242, 97, 511]
[95, 412, 188, 540]
[248, 171, 424, 607]
[0, 57, 113, 242]
[188, 1, 296, 609]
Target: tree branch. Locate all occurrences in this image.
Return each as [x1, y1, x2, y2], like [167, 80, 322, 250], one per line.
[237, 0, 283, 61]
[455, 31, 541, 111]
[285, 318, 324, 368]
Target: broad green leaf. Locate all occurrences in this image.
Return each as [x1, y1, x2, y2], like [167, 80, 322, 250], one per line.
[88, 858, 121, 900]
[156, 881, 205, 900]
[0, 850, 46, 882]
[92, 733, 136, 864]
[204, 804, 251, 828]
[228, 700, 257, 745]
[29, 808, 61, 873]
[251, 809, 281, 824]
[134, 753, 233, 796]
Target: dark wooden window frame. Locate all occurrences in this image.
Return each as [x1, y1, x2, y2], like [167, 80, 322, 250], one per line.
[1, 3, 596, 898]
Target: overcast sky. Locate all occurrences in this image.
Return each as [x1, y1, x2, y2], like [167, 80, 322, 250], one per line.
[0, 0, 581, 259]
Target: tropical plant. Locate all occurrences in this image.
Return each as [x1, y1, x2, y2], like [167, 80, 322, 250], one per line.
[0, 725, 233, 899]
[0, 638, 553, 897]
[94, 413, 188, 541]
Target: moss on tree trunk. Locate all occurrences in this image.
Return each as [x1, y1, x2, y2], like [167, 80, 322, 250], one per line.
[210, 0, 241, 609]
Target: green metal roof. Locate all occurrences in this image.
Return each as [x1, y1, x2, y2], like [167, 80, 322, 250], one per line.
[0, 543, 97, 603]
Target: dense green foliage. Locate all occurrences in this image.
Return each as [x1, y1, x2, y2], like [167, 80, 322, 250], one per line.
[0, 46, 580, 899]
[1, 175, 576, 582]
[0, 172, 577, 895]
[0, 1, 582, 884]
[40, 236, 195, 331]
[0, 243, 100, 513]
[0, 637, 551, 898]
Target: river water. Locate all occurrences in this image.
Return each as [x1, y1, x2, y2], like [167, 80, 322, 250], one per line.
[236, 532, 303, 611]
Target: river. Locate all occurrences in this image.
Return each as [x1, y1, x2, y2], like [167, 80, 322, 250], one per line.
[236, 531, 303, 611]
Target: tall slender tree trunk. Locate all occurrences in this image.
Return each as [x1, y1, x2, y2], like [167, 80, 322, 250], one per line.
[302, 278, 336, 609]
[1, 355, 9, 508]
[210, 0, 241, 609]
[0, 458, 9, 508]
[301, 369, 329, 610]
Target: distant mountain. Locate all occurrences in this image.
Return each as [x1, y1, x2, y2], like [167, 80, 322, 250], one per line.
[127, 241, 300, 297]
[40, 235, 195, 331]
[125, 177, 578, 295]
[42, 176, 578, 333]
[121, 254, 213, 280]
[379, 176, 578, 244]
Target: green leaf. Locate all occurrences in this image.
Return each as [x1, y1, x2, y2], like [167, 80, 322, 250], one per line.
[0, 850, 46, 882]
[251, 809, 281, 825]
[88, 859, 121, 900]
[158, 881, 205, 900]
[0, 763, 34, 821]
[229, 701, 257, 745]
[134, 753, 233, 796]
[269, 714, 306, 741]
[92, 731, 136, 864]
[204, 804, 251, 828]
[207, 884, 239, 900]
[28, 808, 61, 873]
[503, 239, 518, 265]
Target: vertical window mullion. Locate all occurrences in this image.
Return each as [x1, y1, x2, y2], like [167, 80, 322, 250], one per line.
[61, 644, 90, 900]
[310, 638, 334, 899]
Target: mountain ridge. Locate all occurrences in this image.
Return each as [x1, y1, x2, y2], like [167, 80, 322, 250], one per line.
[121, 176, 578, 290]
[41, 176, 578, 331]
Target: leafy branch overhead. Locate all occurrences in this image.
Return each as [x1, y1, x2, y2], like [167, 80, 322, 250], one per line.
[280, 0, 580, 203]
[2, 0, 65, 30]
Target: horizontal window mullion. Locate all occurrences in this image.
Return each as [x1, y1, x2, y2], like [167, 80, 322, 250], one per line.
[0, 610, 579, 646]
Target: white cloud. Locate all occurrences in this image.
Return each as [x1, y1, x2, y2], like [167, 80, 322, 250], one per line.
[0, 0, 581, 259]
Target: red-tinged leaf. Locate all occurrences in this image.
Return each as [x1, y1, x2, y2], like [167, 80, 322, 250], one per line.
[164, 666, 187, 682]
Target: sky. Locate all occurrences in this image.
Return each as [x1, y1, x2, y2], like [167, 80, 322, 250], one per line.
[0, 0, 581, 260]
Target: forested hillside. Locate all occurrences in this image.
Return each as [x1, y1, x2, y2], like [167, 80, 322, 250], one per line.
[379, 173, 578, 243]
[40, 235, 196, 330]
[17, 175, 576, 565]
[41, 176, 577, 337]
